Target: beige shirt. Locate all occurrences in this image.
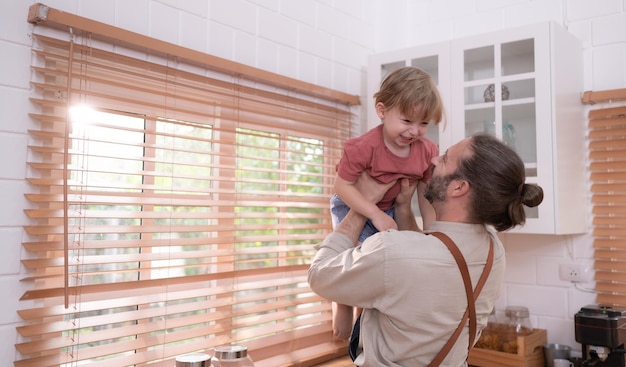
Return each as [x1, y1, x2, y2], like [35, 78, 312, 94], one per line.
[308, 222, 505, 367]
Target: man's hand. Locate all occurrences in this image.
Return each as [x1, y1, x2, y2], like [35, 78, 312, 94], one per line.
[395, 178, 420, 231]
[355, 172, 398, 231]
[395, 178, 417, 208]
[353, 172, 396, 204]
[334, 173, 396, 244]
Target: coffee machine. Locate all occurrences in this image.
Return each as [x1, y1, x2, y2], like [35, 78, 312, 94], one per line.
[575, 304, 626, 367]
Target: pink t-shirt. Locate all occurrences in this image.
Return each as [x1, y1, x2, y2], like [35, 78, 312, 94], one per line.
[336, 124, 438, 210]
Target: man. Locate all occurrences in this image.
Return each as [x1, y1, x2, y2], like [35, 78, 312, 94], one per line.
[308, 134, 544, 366]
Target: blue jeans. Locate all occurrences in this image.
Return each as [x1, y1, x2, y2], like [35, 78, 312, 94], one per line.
[330, 194, 395, 243]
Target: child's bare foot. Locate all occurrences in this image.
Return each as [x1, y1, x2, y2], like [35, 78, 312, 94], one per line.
[332, 302, 354, 341]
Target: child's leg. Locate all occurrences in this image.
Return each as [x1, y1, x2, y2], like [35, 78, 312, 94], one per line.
[332, 302, 354, 341]
[329, 196, 361, 340]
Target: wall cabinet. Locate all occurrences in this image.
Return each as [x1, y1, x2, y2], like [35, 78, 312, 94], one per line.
[367, 22, 586, 234]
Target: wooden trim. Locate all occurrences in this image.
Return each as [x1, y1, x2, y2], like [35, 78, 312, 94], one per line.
[581, 88, 626, 105]
[27, 3, 360, 106]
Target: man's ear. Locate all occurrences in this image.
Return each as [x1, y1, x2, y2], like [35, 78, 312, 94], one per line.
[450, 179, 470, 197]
[375, 102, 386, 119]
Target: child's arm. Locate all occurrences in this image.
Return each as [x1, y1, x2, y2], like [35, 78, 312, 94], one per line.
[334, 175, 397, 231]
[417, 180, 435, 231]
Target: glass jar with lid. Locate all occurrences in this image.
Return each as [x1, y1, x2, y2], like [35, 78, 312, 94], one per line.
[210, 345, 254, 367]
[505, 305, 533, 335]
[501, 305, 533, 354]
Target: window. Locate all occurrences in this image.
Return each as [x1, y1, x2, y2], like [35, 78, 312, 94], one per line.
[18, 5, 356, 366]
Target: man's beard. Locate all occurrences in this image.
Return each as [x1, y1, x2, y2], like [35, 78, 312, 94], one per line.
[423, 174, 455, 204]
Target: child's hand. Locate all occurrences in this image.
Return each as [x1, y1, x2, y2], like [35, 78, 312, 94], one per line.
[371, 211, 398, 232]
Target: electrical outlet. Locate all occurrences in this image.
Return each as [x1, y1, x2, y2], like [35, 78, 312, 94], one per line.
[559, 263, 588, 282]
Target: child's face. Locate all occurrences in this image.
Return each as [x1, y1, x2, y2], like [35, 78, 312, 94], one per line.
[375, 103, 430, 149]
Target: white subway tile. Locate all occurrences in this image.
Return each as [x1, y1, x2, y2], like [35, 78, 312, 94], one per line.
[506, 284, 567, 317]
[567, 0, 623, 21]
[332, 36, 357, 66]
[234, 30, 258, 68]
[0, 88, 33, 134]
[0, 41, 31, 89]
[333, 0, 364, 19]
[249, 0, 280, 12]
[0, 276, 29, 324]
[316, 3, 350, 39]
[210, 0, 257, 35]
[536, 257, 566, 286]
[503, 0, 563, 29]
[299, 24, 332, 58]
[0, 1, 33, 45]
[117, 0, 150, 35]
[0, 228, 22, 275]
[180, 12, 208, 52]
[0, 134, 27, 180]
[453, 11, 504, 39]
[208, 21, 235, 60]
[297, 51, 317, 84]
[0, 325, 19, 363]
[79, 0, 115, 25]
[157, 0, 209, 17]
[257, 38, 280, 73]
[315, 57, 334, 90]
[504, 255, 537, 284]
[277, 45, 299, 80]
[592, 13, 626, 45]
[259, 7, 298, 48]
[149, 2, 179, 45]
[592, 44, 626, 90]
[0, 180, 30, 226]
[280, 0, 316, 27]
[346, 67, 363, 97]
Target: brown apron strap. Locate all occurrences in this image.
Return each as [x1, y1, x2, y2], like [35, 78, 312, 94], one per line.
[427, 232, 494, 367]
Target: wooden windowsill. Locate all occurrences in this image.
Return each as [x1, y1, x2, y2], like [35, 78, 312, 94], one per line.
[310, 355, 353, 367]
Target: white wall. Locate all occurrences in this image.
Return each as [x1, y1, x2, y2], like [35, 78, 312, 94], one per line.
[1, 0, 625, 362]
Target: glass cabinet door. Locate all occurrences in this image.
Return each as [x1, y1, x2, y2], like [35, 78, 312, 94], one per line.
[460, 38, 539, 218]
[462, 39, 536, 175]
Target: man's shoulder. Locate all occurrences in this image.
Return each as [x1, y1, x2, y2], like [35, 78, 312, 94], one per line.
[372, 229, 447, 254]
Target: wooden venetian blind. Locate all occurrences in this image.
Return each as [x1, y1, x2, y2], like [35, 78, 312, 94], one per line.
[18, 5, 357, 367]
[586, 88, 626, 306]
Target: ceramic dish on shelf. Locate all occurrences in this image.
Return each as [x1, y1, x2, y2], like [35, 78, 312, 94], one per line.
[483, 83, 510, 102]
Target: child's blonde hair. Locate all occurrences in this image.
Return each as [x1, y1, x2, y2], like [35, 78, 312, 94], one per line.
[373, 66, 445, 125]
